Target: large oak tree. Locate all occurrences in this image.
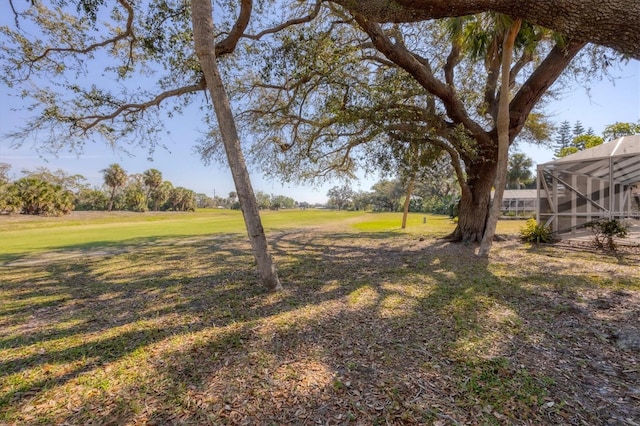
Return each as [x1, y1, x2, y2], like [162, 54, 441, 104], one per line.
[240, 7, 604, 243]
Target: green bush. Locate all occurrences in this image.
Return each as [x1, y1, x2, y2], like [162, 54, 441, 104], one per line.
[519, 218, 553, 243]
[585, 219, 628, 251]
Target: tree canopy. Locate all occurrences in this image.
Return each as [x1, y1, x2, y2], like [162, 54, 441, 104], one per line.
[237, 6, 609, 243]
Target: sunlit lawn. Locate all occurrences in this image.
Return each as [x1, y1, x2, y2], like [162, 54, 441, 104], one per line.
[0, 209, 523, 256]
[0, 209, 365, 255]
[1, 210, 637, 424]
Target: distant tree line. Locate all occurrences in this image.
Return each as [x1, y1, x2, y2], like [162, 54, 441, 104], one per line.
[327, 174, 460, 216]
[0, 164, 201, 216]
[327, 152, 539, 215]
[0, 163, 311, 216]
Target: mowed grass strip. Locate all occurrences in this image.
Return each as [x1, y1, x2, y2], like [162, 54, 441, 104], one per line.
[0, 209, 373, 255]
[2, 209, 515, 256]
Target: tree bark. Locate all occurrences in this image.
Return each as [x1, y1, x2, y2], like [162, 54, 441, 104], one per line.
[401, 174, 415, 229]
[450, 157, 497, 243]
[191, 0, 282, 291]
[478, 19, 521, 257]
[108, 187, 116, 212]
[333, 0, 640, 59]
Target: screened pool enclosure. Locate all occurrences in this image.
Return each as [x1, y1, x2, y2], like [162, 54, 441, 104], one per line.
[537, 135, 640, 234]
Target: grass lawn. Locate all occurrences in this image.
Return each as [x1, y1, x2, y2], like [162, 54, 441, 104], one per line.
[0, 209, 365, 256]
[1, 210, 638, 424]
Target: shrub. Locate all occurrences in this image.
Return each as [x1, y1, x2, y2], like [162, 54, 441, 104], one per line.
[11, 177, 74, 216]
[519, 218, 553, 243]
[585, 219, 628, 251]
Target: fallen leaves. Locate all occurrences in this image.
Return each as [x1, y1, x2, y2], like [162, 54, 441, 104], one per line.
[1, 229, 639, 424]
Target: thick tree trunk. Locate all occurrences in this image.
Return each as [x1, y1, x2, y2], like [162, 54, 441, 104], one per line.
[191, 0, 282, 291]
[333, 0, 640, 59]
[449, 156, 497, 243]
[479, 19, 522, 257]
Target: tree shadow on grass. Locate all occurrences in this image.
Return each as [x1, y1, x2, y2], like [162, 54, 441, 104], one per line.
[1, 230, 638, 424]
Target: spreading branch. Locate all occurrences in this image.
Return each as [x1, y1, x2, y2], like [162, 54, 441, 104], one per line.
[330, 0, 640, 59]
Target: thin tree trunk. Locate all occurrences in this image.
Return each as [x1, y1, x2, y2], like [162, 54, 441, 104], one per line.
[108, 187, 116, 212]
[401, 173, 415, 229]
[478, 19, 521, 257]
[191, 0, 281, 291]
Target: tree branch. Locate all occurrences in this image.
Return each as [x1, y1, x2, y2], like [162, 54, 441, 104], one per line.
[353, 13, 492, 148]
[330, 0, 640, 59]
[243, 2, 322, 41]
[30, 0, 135, 65]
[508, 39, 586, 140]
[67, 80, 207, 134]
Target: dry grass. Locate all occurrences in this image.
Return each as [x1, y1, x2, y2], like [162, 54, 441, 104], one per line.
[1, 218, 639, 425]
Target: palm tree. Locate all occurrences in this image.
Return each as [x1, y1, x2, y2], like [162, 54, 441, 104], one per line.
[507, 153, 534, 189]
[143, 168, 163, 210]
[101, 164, 128, 211]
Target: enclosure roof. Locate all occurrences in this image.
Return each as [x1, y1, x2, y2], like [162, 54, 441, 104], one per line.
[541, 135, 640, 186]
[500, 189, 537, 199]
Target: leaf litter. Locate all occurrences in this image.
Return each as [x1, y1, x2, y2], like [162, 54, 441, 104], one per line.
[0, 226, 639, 425]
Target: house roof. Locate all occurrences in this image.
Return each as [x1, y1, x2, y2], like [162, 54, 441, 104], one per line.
[541, 135, 640, 186]
[502, 189, 537, 199]
[491, 189, 537, 200]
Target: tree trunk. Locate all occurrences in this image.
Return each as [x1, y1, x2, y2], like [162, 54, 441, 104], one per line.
[401, 174, 415, 229]
[449, 157, 496, 243]
[479, 19, 522, 257]
[191, 0, 282, 291]
[108, 187, 116, 212]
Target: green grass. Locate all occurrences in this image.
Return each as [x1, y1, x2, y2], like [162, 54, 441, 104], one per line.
[2, 210, 634, 424]
[0, 209, 364, 255]
[0, 209, 475, 256]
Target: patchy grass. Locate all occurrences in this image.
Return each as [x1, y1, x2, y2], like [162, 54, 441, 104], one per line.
[1, 212, 638, 425]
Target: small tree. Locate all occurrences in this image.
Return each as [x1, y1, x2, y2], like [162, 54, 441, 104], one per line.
[75, 188, 108, 211]
[152, 181, 173, 212]
[123, 181, 148, 212]
[572, 121, 585, 138]
[167, 187, 196, 211]
[585, 219, 628, 251]
[369, 179, 404, 212]
[506, 153, 534, 189]
[553, 120, 572, 154]
[101, 164, 128, 212]
[602, 121, 640, 141]
[327, 184, 354, 210]
[254, 191, 272, 210]
[143, 169, 163, 211]
[0, 182, 23, 214]
[555, 133, 604, 158]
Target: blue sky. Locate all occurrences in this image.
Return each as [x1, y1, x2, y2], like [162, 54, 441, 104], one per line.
[519, 60, 640, 167]
[1, 20, 638, 204]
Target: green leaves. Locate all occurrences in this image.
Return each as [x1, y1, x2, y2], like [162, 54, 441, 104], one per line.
[519, 219, 553, 244]
[585, 219, 629, 251]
